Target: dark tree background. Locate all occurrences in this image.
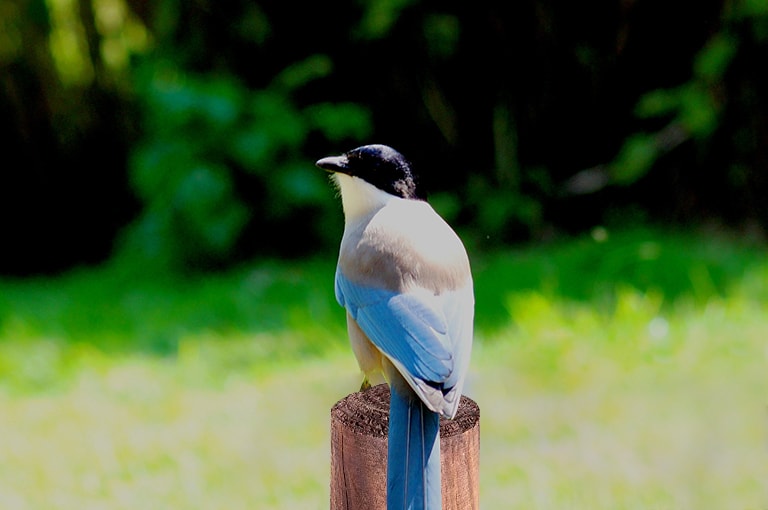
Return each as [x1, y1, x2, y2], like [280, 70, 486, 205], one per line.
[1, 0, 766, 274]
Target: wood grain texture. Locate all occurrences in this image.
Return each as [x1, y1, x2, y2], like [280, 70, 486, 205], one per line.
[330, 384, 480, 510]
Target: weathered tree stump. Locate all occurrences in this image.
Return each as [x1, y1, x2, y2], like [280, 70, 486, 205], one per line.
[330, 384, 480, 510]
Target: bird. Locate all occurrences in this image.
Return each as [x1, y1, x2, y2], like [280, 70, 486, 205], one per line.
[316, 144, 474, 510]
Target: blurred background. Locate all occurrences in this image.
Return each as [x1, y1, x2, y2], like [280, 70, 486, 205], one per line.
[2, 0, 767, 274]
[0, 1, 766, 509]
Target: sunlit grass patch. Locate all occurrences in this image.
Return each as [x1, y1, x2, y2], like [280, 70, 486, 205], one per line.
[1, 285, 763, 509]
[0, 347, 355, 510]
[476, 285, 768, 509]
[0, 228, 766, 508]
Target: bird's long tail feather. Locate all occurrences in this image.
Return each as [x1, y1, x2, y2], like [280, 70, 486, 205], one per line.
[387, 387, 441, 510]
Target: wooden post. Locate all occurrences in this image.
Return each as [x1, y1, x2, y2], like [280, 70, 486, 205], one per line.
[330, 384, 480, 510]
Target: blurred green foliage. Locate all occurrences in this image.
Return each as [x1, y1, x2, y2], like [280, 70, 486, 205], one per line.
[610, 2, 768, 186]
[2, 0, 768, 273]
[474, 227, 767, 331]
[610, 35, 737, 185]
[125, 56, 371, 268]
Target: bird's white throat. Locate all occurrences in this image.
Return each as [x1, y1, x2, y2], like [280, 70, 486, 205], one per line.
[333, 173, 396, 222]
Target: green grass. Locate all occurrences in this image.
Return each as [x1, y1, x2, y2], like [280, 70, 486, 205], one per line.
[477, 288, 766, 508]
[0, 227, 766, 509]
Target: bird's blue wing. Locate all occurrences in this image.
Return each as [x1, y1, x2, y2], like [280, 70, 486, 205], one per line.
[335, 268, 453, 383]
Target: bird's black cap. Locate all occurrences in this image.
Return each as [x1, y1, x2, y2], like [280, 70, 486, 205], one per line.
[316, 144, 426, 200]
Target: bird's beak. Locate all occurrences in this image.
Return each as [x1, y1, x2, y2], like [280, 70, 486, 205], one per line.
[315, 155, 349, 174]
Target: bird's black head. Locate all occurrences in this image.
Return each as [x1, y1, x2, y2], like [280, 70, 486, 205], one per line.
[316, 144, 426, 200]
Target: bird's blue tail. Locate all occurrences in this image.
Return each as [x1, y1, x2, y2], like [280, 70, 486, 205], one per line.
[387, 387, 441, 510]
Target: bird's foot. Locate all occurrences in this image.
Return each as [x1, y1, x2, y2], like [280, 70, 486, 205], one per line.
[359, 378, 372, 391]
